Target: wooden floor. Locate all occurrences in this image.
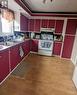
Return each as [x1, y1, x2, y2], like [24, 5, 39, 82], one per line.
[0, 54, 77, 95]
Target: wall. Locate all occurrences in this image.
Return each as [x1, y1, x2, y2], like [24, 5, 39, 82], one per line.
[14, 12, 29, 32]
[14, 12, 20, 31]
[0, 16, 2, 33]
[71, 31, 77, 65]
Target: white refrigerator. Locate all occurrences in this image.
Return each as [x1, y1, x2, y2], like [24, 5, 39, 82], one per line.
[73, 62, 77, 88]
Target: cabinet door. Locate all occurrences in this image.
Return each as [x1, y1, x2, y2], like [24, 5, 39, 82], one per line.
[34, 19, 41, 32]
[25, 40, 30, 54]
[22, 40, 30, 56]
[31, 40, 38, 52]
[20, 14, 28, 31]
[28, 19, 34, 32]
[41, 19, 48, 28]
[62, 35, 75, 58]
[10, 45, 21, 71]
[53, 42, 62, 55]
[0, 50, 9, 83]
[66, 19, 77, 35]
[55, 20, 64, 34]
[48, 20, 55, 28]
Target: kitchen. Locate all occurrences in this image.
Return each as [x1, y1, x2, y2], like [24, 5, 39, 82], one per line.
[0, 0, 77, 95]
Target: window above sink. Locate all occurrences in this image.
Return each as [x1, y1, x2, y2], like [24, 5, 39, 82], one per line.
[0, 8, 15, 35]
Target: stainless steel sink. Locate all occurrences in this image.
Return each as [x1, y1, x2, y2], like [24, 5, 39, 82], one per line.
[0, 45, 8, 51]
[4, 41, 19, 46]
[0, 41, 18, 46]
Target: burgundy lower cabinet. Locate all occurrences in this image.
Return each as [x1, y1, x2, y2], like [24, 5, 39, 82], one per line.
[22, 40, 30, 56]
[53, 42, 62, 56]
[10, 45, 21, 71]
[62, 35, 75, 58]
[0, 49, 9, 83]
[30, 40, 38, 52]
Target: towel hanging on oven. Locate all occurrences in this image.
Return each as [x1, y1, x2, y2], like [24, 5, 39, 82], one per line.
[19, 46, 24, 58]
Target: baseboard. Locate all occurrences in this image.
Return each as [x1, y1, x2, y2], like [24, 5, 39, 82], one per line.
[30, 51, 38, 54]
[72, 79, 77, 89]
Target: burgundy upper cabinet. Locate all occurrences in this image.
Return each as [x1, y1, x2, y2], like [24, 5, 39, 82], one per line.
[0, 50, 9, 83]
[41, 19, 48, 28]
[20, 14, 28, 31]
[62, 35, 75, 58]
[65, 19, 77, 35]
[28, 19, 34, 32]
[55, 20, 64, 34]
[48, 20, 55, 28]
[34, 19, 41, 32]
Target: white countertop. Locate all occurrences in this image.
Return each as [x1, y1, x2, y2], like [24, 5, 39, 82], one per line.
[0, 39, 30, 51]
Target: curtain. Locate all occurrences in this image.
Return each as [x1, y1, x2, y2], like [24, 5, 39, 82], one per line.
[1, 8, 15, 22]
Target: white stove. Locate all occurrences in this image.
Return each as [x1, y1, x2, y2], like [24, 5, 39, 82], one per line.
[38, 28, 54, 56]
[38, 40, 53, 56]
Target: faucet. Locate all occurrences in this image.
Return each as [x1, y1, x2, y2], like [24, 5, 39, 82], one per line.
[3, 36, 7, 45]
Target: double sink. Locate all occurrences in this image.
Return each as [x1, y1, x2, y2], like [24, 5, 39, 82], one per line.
[0, 40, 24, 51]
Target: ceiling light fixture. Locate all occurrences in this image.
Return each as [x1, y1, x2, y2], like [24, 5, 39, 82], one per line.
[0, 0, 8, 8]
[43, 0, 53, 4]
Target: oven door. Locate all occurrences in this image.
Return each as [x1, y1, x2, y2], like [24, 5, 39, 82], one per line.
[38, 40, 53, 51]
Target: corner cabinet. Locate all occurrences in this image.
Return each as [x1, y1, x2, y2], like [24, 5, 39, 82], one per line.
[0, 49, 9, 83]
[10, 45, 21, 71]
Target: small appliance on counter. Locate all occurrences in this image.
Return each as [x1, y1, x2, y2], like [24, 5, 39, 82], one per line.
[35, 33, 40, 39]
[30, 32, 40, 39]
[14, 31, 30, 40]
[54, 34, 63, 42]
[30, 32, 35, 39]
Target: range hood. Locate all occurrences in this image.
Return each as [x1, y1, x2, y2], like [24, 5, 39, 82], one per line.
[40, 28, 55, 32]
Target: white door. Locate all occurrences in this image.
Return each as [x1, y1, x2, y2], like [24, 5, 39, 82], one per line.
[73, 62, 77, 88]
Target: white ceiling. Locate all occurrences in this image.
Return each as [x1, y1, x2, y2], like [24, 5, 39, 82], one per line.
[23, 0, 77, 12]
[8, 0, 26, 13]
[8, 0, 30, 17]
